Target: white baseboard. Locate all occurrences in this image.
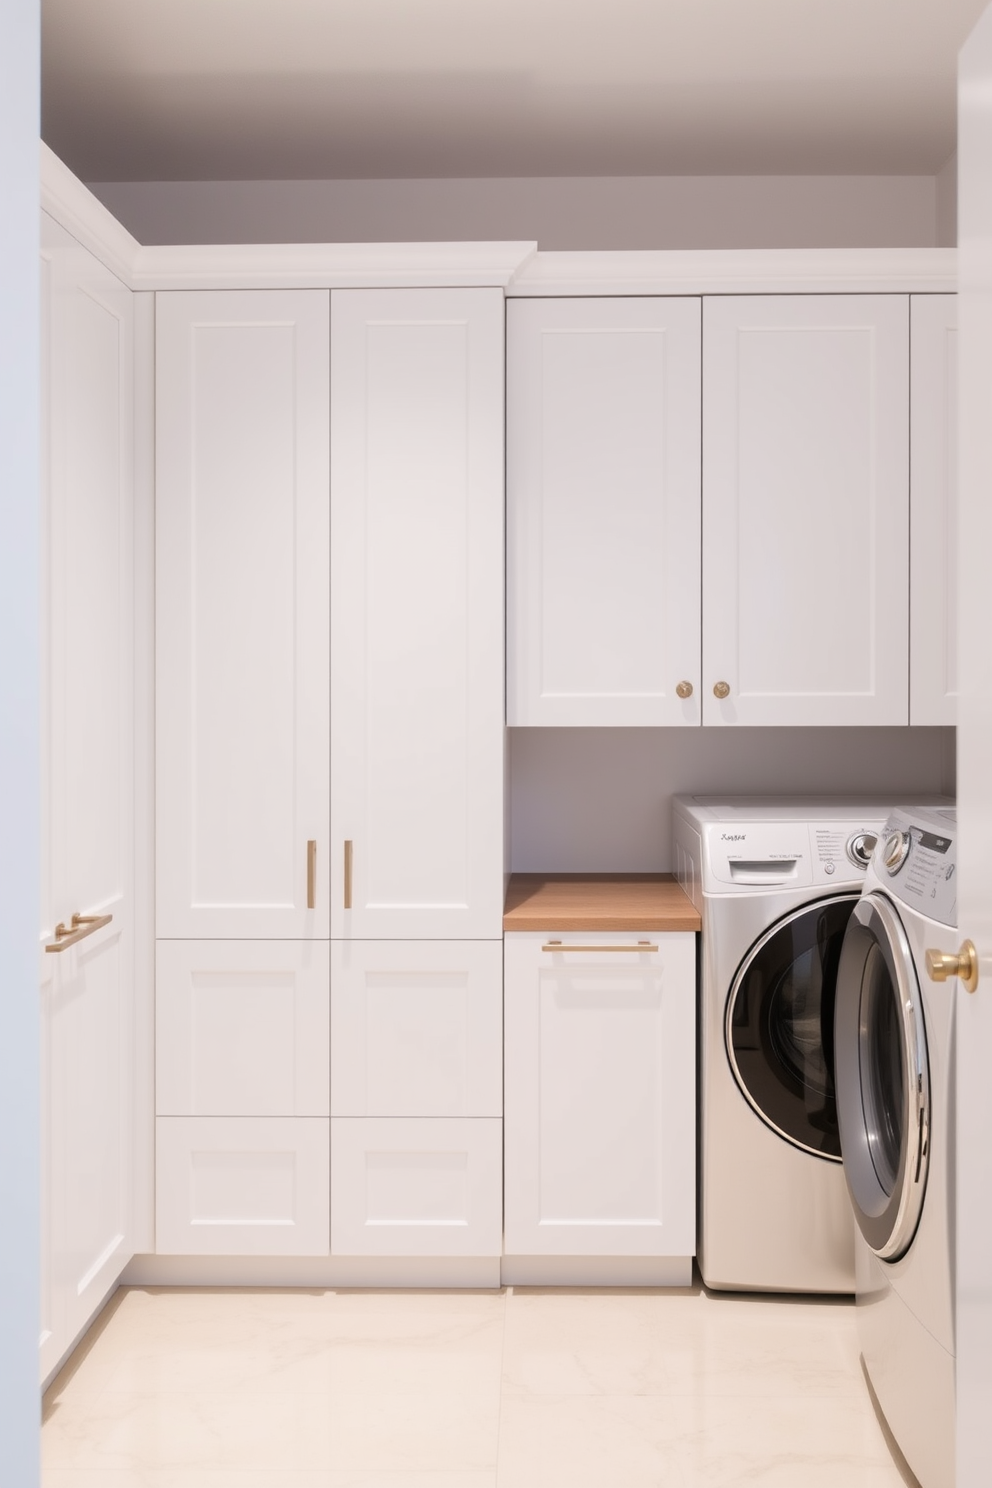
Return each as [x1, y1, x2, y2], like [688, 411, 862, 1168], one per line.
[500, 1255, 693, 1287]
[120, 1253, 502, 1289]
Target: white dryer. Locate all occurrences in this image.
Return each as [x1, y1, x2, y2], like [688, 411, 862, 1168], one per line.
[674, 795, 949, 1295]
[835, 806, 957, 1488]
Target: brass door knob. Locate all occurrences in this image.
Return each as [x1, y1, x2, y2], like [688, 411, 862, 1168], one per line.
[713, 681, 731, 699]
[675, 681, 693, 699]
[925, 940, 979, 994]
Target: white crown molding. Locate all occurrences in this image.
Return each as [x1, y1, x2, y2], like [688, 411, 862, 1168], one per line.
[131, 240, 538, 291]
[507, 248, 958, 296]
[40, 142, 141, 286]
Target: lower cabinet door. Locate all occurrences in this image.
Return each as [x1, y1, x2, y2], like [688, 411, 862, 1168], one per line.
[504, 932, 696, 1258]
[330, 1117, 502, 1257]
[156, 1117, 330, 1255]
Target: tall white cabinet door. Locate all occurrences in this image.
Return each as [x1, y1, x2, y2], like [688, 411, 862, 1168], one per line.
[703, 295, 909, 726]
[507, 297, 702, 726]
[156, 290, 330, 939]
[330, 289, 504, 940]
[39, 216, 135, 1376]
[503, 933, 696, 1258]
[910, 294, 958, 725]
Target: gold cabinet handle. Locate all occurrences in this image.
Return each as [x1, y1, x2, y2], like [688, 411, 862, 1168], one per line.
[45, 911, 113, 953]
[925, 940, 979, 994]
[344, 840, 353, 910]
[307, 840, 317, 910]
[713, 681, 731, 699]
[542, 940, 659, 954]
[675, 681, 693, 699]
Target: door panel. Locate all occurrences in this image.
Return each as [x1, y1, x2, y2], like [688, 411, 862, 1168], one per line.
[703, 295, 909, 726]
[330, 288, 503, 939]
[156, 290, 330, 938]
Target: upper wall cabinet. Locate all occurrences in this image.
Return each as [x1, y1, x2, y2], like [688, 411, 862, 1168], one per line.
[507, 297, 703, 726]
[329, 289, 505, 939]
[703, 295, 909, 726]
[910, 294, 958, 726]
[156, 290, 330, 939]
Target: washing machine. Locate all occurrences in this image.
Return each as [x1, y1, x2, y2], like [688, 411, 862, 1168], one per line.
[673, 795, 948, 1295]
[835, 806, 957, 1488]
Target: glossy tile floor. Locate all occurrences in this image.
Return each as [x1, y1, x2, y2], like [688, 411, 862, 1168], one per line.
[43, 1279, 920, 1487]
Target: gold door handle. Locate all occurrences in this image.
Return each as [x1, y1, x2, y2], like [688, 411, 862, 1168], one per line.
[45, 912, 113, 953]
[344, 840, 353, 910]
[675, 681, 693, 699]
[307, 840, 317, 910]
[542, 940, 659, 954]
[713, 681, 731, 699]
[925, 940, 979, 994]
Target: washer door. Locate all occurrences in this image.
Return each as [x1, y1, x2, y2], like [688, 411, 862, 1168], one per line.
[835, 893, 931, 1260]
[725, 894, 859, 1160]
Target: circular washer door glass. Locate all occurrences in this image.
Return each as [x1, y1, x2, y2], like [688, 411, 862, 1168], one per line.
[726, 895, 859, 1159]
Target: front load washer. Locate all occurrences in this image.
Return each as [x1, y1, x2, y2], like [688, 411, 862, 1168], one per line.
[835, 806, 957, 1488]
[674, 795, 948, 1294]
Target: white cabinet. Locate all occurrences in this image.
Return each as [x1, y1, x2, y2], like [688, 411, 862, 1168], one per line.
[910, 294, 958, 725]
[507, 296, 702, 726]
[331, 940, 502, 1118]
[155, 290, 330, 939]
[703, 294, 910, 726]
[330, 288, 505, 939]
[504, 933, 695, 1269]
[40, 215, 135, 1379]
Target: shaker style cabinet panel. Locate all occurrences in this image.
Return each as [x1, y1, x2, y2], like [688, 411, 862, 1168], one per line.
[703, 295, 910, 726]
[155, 290, 330, 939]
[504, 933, 696, 1259]
[39, 215, 135, 1380]
[156, 940, 330, 1117]
[507, 296, 702, 726]
[330, 288, 505, 939]
[910, 294, 958, 725]
[331, 940, 502, 1118]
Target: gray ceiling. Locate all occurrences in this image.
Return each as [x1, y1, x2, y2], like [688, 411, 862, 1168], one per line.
[42, 0, 987, 182]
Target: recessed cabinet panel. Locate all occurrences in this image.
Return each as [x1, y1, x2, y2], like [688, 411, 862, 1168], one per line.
[157, 941, 330, 1117]
[330, 940, 502, 1117]
[156, 290, 330, 937]
[911, 294, 958, 725]
[504, 933, 695, 1258]
[156, 1117, 330, 1255]
[703, 295, 909, 726]
[330, 289, 504, 939]
[330, 1117, 502, 1256]
[507, 297, 702, 725]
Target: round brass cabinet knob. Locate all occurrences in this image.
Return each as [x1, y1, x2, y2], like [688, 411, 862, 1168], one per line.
[713, 681, 731, 699]
[675, 681, 694, 699]
[925, 940, 979, 994]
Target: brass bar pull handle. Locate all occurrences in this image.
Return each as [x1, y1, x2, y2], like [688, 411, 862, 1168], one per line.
[344, 840, 353, 910]
[45, 911, 113, 953]
[542, 940, 659, 954]
[307, 840, 317, 910]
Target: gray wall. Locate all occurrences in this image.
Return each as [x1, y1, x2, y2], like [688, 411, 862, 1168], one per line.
[90, 172, 942, 249]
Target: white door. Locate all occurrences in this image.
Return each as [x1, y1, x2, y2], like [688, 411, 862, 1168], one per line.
[39, 216, 135, 1377]
[910, 294, 958, 725]
[330, 288, 504, 940]
[156, 290, 330, 939]
[703, 294, 909, 726]
[503, 932, 695, 1258]
[955, 15, 992, 1483]
[506, 296, 702, 726]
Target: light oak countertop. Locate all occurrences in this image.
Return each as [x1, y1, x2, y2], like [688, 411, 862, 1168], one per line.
[503, 874, 701, 933]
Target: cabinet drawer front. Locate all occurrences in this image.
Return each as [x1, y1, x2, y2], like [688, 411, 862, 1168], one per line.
[330, 1118, 502, 1257]
[157, 941, 329, 1117]
[504, 933, 695, 1258]
[331, 940, 501, 1117]
[507, 296, 702, 726]
[156, 1117, 329, 1255]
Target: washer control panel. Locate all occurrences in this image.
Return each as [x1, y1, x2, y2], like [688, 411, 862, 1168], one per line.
[875, 808, 957, 926]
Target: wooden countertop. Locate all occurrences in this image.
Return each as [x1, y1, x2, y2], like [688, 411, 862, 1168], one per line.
[503, 874, 701, 932]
